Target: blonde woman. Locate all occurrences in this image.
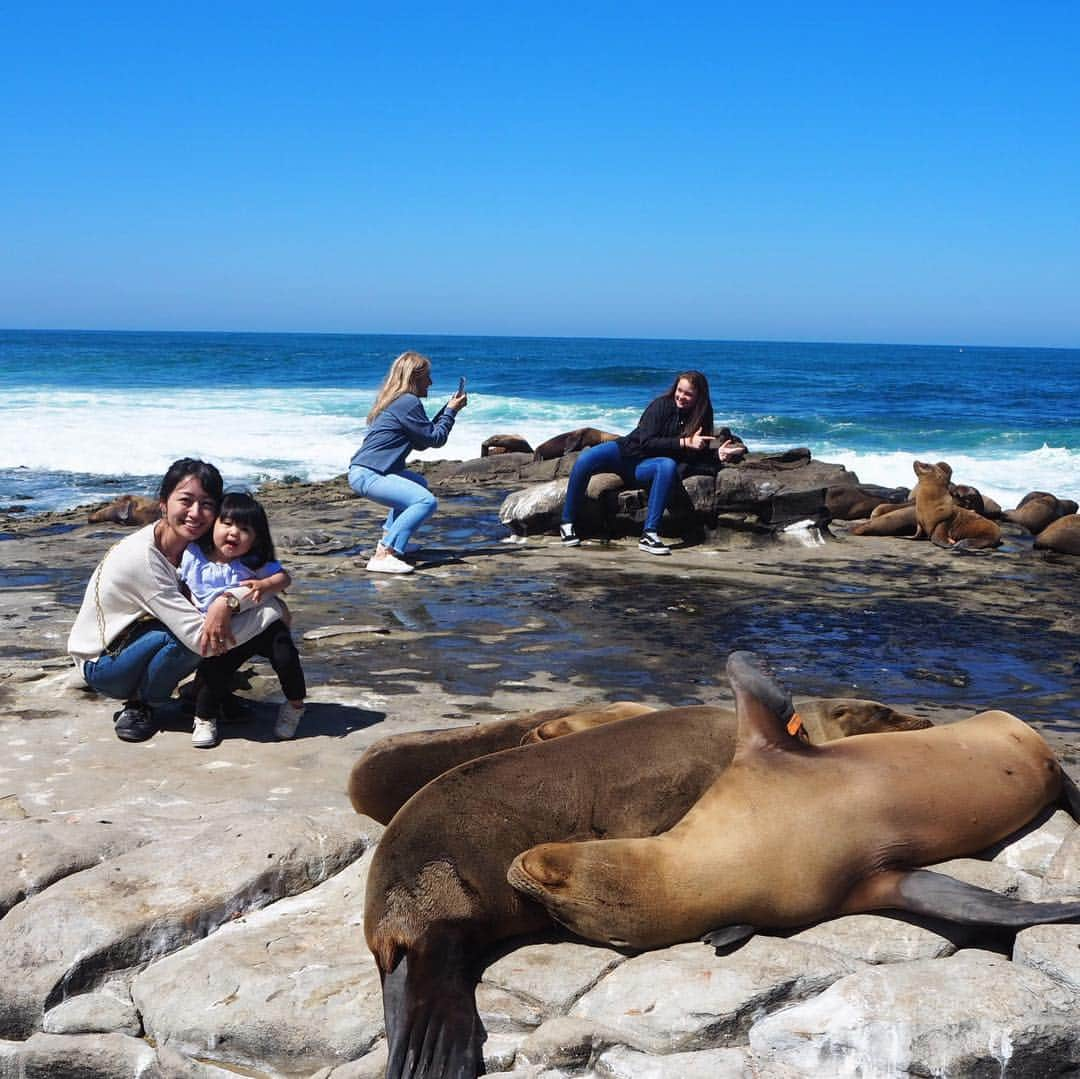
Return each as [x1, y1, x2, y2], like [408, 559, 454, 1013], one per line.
[348, 351, 468, 573]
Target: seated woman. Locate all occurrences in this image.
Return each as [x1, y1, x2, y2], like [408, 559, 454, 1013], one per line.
[67, 458, 286, 745]
[348, 350, 468, 574]
[559, 370, 746, 555]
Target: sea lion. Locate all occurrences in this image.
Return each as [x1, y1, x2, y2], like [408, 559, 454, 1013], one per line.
[508, 652, 1080, 954]
[825, 484, 909, 521]
[86, 495, 159, 526]
[850, 504, 917, 536]
[1034, 514, 1080, 556]
[1005, 492, 1077, 534]
[348, 702, 655, 825]
[362, 695, 927, 1079]
[913, 460, 1001, 548]
[480, 434, 533, 458]
[532, 427, 620, 461]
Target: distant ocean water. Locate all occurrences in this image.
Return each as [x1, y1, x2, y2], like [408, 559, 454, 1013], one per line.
[1, 329, 1077, 516]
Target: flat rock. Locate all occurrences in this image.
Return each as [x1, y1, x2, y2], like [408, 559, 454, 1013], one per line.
[748, 948, 1080, 1076]
[595, 1043, 752, 1078]
[42, 982, 140, 1036]
[1014, 923, 1080, 991]
[0, 814, 370, 1038]
[789, 913, 961, 964]
[990, 809, 1076, 876]
[0, 1031, 159, 1078]
[570, 937, 862, 1052]
[132, 854, 380, 1076]
[483, 940, 626, 1013]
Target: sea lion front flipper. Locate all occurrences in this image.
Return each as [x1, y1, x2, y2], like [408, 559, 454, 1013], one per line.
[382, 948, 483, 1079]
[858, 869, 1080, 928]
[702, 923, 756, 953]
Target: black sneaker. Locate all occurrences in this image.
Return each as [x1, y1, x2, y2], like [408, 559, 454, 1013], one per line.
[559, 523, 581, 547]
[638, 531, 671, 555]
[113, 702, 156, 742]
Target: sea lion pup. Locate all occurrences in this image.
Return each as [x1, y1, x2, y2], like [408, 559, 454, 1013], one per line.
[1034, 513, 1080, 556]
[363, 695, 927, 1079]
[850, 504, 917, 536]
[912, 460, 1001, 548]
[348, 702, 654, 824]
[825, 484, 909, 521]
[86, 494, 159, 526]
[508, 652, 1080, 953]
[531, 427, 620, 461]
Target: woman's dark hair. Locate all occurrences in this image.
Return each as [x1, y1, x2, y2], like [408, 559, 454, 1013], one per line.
[205, 491, 276, 568]
[667, 370, 714, 436]
[158, 458, 224, 504]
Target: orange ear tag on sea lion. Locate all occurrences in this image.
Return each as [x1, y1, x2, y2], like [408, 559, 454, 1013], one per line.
[786, 713, 804, 737]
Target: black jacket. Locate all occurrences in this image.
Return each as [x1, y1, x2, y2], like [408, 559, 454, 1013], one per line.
[617, 395, 743, 475]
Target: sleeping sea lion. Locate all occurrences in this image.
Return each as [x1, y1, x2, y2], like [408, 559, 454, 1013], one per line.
[1034, 514, 1080, 556]
[87, 495, 159, 526]
[348, 702, 655, 824]
[362, 695, 927, 1078]
[480, 434, 533, 458]
[508, 652, 1080, 953]
[1005, 492, 1077, 534]
[532, 427, 620, 461]
[825, 484, 910, 521]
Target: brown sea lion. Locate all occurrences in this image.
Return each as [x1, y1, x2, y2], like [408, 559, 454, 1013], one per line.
[86, 495, 159, 526]
[1034, 513, 1080, 556]
[532, 427, 620, 461]
[508, 652, 1080, 954]
[850, 505, 918, 536]
[825, 485, 910, 521]
[1005, 492, 1077, 534]
[480, 434, 534, 458]
[348, 702, 655, 824]
[362, 695, 928, 1078]
[913, 460, 1001, 548]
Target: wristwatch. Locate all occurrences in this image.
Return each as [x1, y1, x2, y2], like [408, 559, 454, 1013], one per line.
[224, 592, 241, 612]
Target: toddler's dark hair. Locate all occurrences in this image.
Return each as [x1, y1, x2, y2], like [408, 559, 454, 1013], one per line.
[202, 491, 276, 568]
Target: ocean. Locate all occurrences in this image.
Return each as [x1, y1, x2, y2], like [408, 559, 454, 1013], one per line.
[1, 329, 1077, 516]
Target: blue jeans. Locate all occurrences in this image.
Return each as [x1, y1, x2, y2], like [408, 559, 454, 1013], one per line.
[561, 441, 679, 533]
[348, 464, 438, 553]
[83, 624, 202, 707]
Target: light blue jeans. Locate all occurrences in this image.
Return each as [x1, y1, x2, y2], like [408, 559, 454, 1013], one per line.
[561, 440, 679, 533]
[348, 464, 438, 554]
[83, 624, 202, 707]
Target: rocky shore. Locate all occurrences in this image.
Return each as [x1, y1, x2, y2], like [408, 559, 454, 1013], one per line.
[1, 453, 1078, 1077]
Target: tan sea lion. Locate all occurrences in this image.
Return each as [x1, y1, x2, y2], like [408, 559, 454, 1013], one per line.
[1005, 492, 1077, 534]
[480, 434, 533, 458]
[362, 695, 927, 1078]
[1034, 513, 1080, 556]
[532, 427, 620, 461]
[348, 702, 655, 824]
[850, 504, 918, 536]
[913, 460, 1001, 548]
[508, 652, 1080, 954]
[86, 495, 159, 526]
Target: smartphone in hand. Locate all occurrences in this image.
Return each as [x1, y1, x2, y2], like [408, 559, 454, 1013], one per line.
[457, 377, 466, 395]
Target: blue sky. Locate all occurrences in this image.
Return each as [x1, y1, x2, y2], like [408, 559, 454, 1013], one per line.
[2, 3, 1078, 346]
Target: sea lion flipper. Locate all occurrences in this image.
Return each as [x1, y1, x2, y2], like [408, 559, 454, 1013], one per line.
[890, 869, 1080, 928]
[1061, 771, 1080, 822]
[726, 651, 796, 748]
[702, 923, 756, 953]
[382, 947, 483, 1079]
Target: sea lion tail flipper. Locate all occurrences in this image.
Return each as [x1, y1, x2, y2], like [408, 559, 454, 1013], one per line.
[702, 923, 756, 954]
[726, 651, 796, 749]
[382, 948, 484, 1079]
[870, 869, 1080, 928]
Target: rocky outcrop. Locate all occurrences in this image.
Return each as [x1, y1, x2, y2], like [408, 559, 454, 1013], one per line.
[495, 449, 856, 538]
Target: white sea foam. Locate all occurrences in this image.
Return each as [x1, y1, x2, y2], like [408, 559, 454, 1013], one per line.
[2, 387, 1076, 511]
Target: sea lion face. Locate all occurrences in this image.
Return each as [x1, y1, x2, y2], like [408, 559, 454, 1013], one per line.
[913, 460, 951, 486]
[796, 698, 930, 743]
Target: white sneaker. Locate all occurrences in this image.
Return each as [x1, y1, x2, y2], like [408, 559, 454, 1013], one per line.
[366, 551, 414, 574]
[275, 702, 305, 740]
[192, 716, 219, 748]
